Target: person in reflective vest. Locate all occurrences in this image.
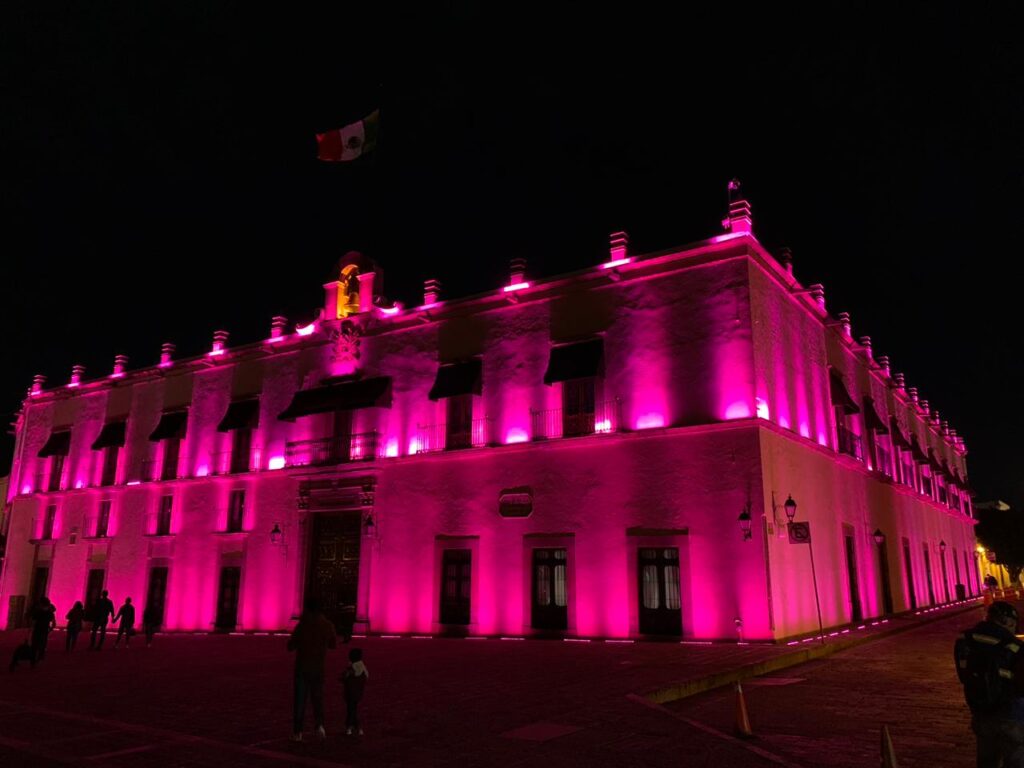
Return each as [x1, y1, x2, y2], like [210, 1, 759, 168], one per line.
[955, 601, 1024, 767]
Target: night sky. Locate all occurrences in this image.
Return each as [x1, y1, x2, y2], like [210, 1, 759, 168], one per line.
[2, 5, 1022, 506]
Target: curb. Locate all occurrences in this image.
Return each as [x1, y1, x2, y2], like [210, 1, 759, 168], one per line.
[644, 600, 984, 704]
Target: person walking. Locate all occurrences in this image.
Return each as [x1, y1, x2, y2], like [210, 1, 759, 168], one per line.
[142, 603, 160, 647]
[65, 601, 85, 652]
[112, 597, 135, 648]
[89, 590, 115, 650]
[287, 596, 337, 741]
[30, 597, 57, 663]
[955, 600, 1024, 766]
[341, 648, 369, 736]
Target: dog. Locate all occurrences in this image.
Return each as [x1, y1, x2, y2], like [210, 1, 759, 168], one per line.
[9, 641, 35, 672]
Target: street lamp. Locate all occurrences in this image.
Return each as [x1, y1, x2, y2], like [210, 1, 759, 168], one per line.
[939, 540, 947, 553]
[873, 528, 886, 545]
[270, 522, 283, 545]
[738, 508, 752, 541]
[784, 495, 797, 522]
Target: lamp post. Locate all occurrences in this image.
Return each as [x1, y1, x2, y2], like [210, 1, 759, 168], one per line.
[785, 495, 824, 644]
[738, 507, 752, 541]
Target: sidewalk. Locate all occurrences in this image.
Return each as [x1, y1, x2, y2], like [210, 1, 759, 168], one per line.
[0, 598, 987, 767]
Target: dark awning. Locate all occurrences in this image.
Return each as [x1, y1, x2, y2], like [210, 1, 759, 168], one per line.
[829, 371, 860, 414]
[862, 397, 888, 433]
[277, 376, 392, 422]
[91, 421, 126, 450]
[428, 360, 482, 401]
[38, 430, 71, 458]
[217, 399, 260, 432]
[543, 339, 604, 385]
[149, 411, 188, 442]
[910, 434, 929, 464]
[889, 417, 912, 450]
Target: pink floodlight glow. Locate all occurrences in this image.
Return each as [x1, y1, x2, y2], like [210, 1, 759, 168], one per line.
[265, 334, 287, 344]
[384, 439, 399, 458]
[158, 361, 173, 369]
[378, 304, 402, 317]
[504, 428, 529, 444]
[295, 322, 317, 337]
[74, 480, 84, 490]
[503, 282, 531, 293]
[595, 419, 613, 434]
[67, 381, 80, 388]
[724, 401, 753, 420]
[755, 397, 770, 420]
[267, 455, 286, 470]
[196, 465, 209, 478]
[600, 258, 633, 270]
[126, 480, 141, 486]
[21, 484, 31, 495]
[207, 349, 225, 358]
[409, 436, 423, 455]
[635, 413, 665, 430]
[110, 372, 124, 379]
[710, 232, 748, 244]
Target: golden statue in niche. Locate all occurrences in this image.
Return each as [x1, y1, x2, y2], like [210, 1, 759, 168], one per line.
[336, 264, 361, 318]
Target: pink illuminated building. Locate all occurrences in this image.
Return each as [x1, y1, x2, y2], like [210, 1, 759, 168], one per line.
[0, 189, 978, 641]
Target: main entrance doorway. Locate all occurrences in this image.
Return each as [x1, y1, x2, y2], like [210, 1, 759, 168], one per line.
[306, 512, 362, 633]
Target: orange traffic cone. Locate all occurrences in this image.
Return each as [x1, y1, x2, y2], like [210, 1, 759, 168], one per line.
[735, 681, 754, 739]
[881, 724, 900, 767]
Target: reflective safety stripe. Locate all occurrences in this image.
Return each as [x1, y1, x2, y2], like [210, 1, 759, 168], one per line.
[999, 669, 1015, 679]
[972, 633, 1002, 645]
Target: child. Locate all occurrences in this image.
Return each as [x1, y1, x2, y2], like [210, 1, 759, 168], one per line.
[341, 648, 368, 735]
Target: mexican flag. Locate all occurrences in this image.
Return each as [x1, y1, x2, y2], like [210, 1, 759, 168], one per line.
[316, 110, 379, 162]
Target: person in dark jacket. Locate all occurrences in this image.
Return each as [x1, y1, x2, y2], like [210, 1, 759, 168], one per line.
[113, 597, 135, 648]
[142, 604, 161, 647]
[341, 647, 369, 736]
[65, 601, 85, 652]
[287, 597, 337, 741]
[955, 600, 1024, 767]
[30, 597, 56, 663]
[89, 590, 115, 650]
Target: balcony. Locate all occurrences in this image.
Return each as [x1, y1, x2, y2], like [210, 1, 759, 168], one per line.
[415, 418, 492, 453]
[873, 444, 892, 477]
[835, 423, 863, 461]
[531, 399, 621, 441]
[285, 432, 381, 468]
[209, 451, 251, 476]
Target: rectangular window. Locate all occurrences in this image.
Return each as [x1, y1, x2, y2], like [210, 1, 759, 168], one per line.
[834, 411, 862, 461]
[156, 495, 173, 536]
[920, 469, 933, 498]
[562, 378, 596, 437]
[902, 538, 917, 611]
[41, 504, 57, 540]
[937, 480, 947, 506]
[230, 428, 252, 474]
[531, 548, 568, 631]
[638, 547, 683, 636]
[161, 438, 181, 481]
[227, 490, 245, 533]
[440, 549, 472, 625]
[84, 569, 105, 618]
[96, 500, 111, 538]
[900, 452, 917, 489]
[48, 454, 65, 492]
[445, 394, 474, 451]
[101, 445, 120, 486]
[873, 434, 892, 477]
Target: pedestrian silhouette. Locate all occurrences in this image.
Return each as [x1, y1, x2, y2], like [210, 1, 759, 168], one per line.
[65, 601, 85, 652]
[341, 647, 368, 736]
[142, 604, 160, 647]
[30, 596, 56, 663]
[113, 597, 135, 648]
[287, 596, 337, 741]
[89, 590, 115, 650]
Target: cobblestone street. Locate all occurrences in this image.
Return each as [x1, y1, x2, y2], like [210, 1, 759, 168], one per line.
[0, 602, 988, 767]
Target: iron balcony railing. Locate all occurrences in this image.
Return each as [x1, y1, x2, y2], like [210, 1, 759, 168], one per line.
[210, 450, 251, 476]
[530, 399, 621, 441]
[835, 422, 863, 461]
[415, 418, 492, 453]
[285, 431, 381, 468]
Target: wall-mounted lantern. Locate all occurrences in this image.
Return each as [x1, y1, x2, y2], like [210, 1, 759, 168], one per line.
[270, 522, 283, 546]
[873, 528, 886, 546]
[784, 495, 797, 522]
[738, 507, 752, 541]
